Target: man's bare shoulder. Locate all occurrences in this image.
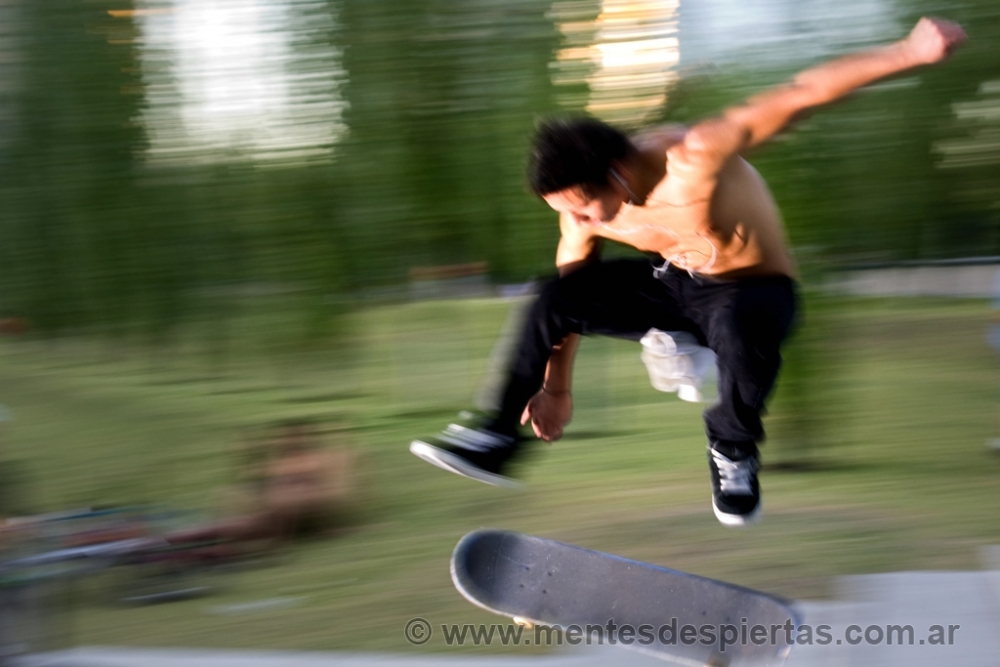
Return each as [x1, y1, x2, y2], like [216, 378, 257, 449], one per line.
[630, 123, 688, 152]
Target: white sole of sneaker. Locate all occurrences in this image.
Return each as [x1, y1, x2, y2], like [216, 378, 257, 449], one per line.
[712, 498, 762, 527]
[409, 441, 522, 489]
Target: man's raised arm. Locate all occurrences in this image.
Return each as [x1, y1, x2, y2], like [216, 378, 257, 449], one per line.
[672, 17, 967, 171]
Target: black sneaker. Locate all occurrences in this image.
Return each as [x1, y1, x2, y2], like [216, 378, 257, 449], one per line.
[707, 444, 761, 526]
[410, 421, 522, 488]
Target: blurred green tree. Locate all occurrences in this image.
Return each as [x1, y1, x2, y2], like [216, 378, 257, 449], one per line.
[1, 0, 998, 348]
[1, 0, 146, 332]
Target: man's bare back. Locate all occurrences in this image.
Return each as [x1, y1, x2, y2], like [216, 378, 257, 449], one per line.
[592, 128, 796, 279]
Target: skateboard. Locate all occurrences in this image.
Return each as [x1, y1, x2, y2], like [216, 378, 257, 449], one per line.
[451, 529, 800, 667]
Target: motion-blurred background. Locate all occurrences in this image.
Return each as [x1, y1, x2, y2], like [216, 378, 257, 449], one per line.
[0, 0, 999, 659]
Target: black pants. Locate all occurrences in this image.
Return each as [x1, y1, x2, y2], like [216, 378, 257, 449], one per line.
[492, 258, 798, 452]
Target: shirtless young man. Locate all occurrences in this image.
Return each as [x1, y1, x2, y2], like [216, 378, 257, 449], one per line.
[411, 18, 966, 526]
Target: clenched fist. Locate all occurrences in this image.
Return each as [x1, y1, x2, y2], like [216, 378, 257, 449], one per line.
[521, 388, 573, 442]
[903, 17, 967, 66]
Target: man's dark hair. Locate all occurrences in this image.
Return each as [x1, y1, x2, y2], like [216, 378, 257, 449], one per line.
[527, 117, 635, 198]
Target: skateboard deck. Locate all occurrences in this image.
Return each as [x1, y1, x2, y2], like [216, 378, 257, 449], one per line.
[451, 529, 800, 667]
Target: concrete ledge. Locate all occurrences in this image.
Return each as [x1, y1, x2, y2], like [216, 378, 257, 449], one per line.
[828, 263, 1000, 298]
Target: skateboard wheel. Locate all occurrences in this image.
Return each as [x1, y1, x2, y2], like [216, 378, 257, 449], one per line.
[512, 616, 534, 629]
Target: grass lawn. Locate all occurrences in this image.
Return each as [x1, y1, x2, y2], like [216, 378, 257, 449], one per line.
[1, 295, 999, 654]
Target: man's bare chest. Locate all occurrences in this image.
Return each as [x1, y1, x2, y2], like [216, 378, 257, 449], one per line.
[594, 202, 718, 271]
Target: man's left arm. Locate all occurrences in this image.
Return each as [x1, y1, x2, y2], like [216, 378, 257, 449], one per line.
[669, 17, 966, 177]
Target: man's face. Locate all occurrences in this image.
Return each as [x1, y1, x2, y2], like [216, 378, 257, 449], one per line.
[542, 184, 624, 227]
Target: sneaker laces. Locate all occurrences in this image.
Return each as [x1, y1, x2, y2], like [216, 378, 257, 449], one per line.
[440, 424, 512, 453]
[711, 449, 756, 495]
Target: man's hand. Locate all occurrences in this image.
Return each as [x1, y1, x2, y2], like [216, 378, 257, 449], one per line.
[902, 17, 967, 66]
[521, 389, 573, 442]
